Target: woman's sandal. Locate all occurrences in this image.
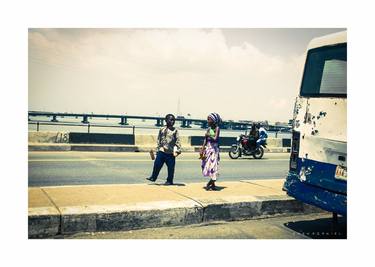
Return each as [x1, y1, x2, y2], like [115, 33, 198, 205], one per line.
[205, 179, 213, 190]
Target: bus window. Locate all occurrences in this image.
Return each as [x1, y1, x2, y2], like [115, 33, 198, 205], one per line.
[300, 44, 346, 97]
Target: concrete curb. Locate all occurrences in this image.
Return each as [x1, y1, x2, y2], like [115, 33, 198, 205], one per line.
[29, 144, 72, 151]
[28, 194, 322, 239]
[60, 205, 203, 235]
[28, 214, 60, 238]
[202, 198, 306, 222]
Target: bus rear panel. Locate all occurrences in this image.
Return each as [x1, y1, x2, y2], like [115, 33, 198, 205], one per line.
[283, 31, 347, 215]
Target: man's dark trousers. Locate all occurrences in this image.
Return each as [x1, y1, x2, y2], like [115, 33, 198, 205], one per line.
[151, 151, 176, 183]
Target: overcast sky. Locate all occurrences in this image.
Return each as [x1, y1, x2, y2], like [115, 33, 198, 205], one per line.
[28, 28, 344, 122]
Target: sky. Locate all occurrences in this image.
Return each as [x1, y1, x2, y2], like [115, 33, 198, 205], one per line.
[28, 28, 344, 122]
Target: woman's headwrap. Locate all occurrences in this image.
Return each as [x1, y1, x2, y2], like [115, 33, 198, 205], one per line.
[208, 112, 222, 125]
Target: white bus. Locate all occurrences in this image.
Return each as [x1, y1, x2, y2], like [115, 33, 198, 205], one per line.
[283, 31, 347, 216]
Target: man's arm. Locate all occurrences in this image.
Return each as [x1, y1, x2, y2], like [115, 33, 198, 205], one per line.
[156, 128, 162, 151]
[175, 129, 181, 151]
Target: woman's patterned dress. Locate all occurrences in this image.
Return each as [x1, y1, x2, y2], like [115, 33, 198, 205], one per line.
[201, 128, 220, 180]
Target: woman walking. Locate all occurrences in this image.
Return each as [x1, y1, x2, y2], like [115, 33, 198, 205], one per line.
[201, 112, 221, 190]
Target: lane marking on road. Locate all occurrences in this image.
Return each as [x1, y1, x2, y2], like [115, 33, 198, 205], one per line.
[29, 158, 289, 162]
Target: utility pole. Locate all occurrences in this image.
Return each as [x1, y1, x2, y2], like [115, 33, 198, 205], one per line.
[177, 97, 181, 117]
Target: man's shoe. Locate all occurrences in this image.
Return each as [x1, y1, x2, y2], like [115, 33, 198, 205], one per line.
[146, 177, 156, 182]
[164, 181, 173, 185]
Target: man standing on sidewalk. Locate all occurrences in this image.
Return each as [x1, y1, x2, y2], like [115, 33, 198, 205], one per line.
[146, 114, 181, 185]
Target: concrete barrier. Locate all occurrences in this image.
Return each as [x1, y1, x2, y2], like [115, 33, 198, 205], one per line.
[28, 131, 70, 144]
[71, 145, 137, 152]
[69, 133, 135, 145]
[28, 132, 291, 153]
[135, 134, 158, 146]
[266, 138, 282, 148]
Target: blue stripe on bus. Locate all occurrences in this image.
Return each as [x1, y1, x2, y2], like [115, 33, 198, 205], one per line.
[284, 172, 347, 215]
[295, 157, 347, 194]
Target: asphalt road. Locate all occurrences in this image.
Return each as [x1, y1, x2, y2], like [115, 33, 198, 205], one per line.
[28, 151, 290, 187]
[60, 212, 346, 239]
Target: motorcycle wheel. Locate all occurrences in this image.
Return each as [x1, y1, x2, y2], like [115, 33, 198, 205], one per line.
[253, 147, 264, 159]
[229, 145, 240, 159]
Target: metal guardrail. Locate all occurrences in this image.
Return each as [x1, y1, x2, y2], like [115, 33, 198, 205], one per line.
[28, 111, 292, 132]
[28, 111, 204, 128]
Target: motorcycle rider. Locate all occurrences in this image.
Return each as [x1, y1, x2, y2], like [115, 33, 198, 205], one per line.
[256, 123, 268, 148]
[248, 123, 259, 150]
[229, 122, 265, 159]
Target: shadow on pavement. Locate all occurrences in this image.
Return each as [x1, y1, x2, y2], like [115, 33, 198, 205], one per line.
[201, 186, 227, 191]
[151, 183, 187, 186]
[233, 157, 270, 161]
[284, 215, 347, 239]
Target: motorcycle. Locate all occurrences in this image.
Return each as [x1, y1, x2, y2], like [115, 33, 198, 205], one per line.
[228, 134, 266, 159]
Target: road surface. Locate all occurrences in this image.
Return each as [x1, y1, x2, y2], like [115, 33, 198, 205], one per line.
[28, 151, 290, 187]
[59, 212, 346, 239]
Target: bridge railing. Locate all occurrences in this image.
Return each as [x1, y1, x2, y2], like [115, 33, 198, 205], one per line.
[28, 111, 292, 132]
[28, 111, 207, 128]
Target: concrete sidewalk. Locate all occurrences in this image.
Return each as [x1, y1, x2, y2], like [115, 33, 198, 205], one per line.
[28, 179, 321, 238]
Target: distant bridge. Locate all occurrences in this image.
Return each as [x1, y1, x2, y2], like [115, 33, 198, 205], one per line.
[28, 111, 291, 132]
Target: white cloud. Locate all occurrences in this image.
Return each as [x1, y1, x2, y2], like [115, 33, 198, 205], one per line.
[29, 29, 306, 121]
